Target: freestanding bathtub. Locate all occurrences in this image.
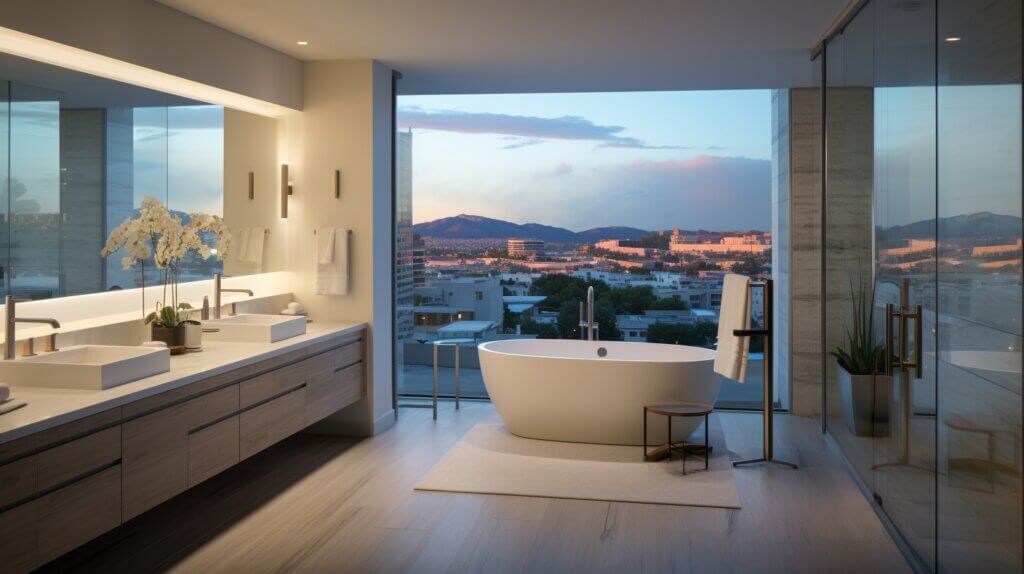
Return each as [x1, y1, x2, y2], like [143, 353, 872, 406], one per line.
[478, 339, 721, 446]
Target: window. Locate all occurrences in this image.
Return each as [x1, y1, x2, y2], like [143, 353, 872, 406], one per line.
[394, 90, 774, 408]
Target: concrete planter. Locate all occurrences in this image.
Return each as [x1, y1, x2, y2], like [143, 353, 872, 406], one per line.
[837, 363, 892, 437]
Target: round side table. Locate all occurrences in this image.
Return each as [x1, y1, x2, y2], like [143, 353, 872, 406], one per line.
[643, 402, 714, 474]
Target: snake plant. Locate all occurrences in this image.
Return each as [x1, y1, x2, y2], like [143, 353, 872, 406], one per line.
[831, 277, 886, 375]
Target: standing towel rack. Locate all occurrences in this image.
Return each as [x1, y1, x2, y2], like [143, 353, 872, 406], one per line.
[731, 279, 798, 469]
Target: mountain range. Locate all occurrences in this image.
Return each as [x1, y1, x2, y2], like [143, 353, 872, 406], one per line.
[880, 211, 1021, 241]
[412, 214, 651, 243]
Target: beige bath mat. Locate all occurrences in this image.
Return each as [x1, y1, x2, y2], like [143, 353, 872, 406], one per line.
[414, 415, 741, 509]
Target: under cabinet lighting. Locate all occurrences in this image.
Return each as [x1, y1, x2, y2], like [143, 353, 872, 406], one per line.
[0, 26, 294, 117]
[297, 41, 309, 46]
[945, 37, 962, 42]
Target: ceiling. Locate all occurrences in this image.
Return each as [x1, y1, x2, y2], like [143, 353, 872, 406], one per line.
[158, 0, 848, 95]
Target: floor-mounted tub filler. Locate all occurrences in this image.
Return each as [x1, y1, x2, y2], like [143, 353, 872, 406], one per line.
[479, 339, 721, 446]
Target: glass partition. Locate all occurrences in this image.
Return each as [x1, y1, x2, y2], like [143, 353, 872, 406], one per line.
[821, 0, 1022, 571]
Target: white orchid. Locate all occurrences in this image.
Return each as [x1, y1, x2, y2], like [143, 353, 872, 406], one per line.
[99, 196, 232, 324]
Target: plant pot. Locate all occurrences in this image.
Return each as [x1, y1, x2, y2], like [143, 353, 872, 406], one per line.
[151, 324, 184, 347]
[837, 363, 893, 437]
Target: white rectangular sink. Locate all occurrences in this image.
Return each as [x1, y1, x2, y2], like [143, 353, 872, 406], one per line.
[202, 314, 307, 343]
[0, 345, 171, 390]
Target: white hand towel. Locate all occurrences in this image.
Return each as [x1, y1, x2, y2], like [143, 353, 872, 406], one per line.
[316, 228, 336, 264]
[236, 228, 252, 263]
[315, 228, 350, 295]
[0, 383, 9, 402]
[714, 273, 752, 383]
[246, 228, 266, 268]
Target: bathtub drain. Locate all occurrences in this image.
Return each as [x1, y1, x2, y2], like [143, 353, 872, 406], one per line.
[597, 347, 608, 358]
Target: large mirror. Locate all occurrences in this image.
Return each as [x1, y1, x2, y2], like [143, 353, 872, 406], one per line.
[0, 50, 232, 300]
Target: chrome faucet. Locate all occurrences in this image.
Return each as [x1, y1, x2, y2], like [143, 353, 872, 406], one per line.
[4, 295, 61, 359]
[213, 274, 254, 319]
[578, 286, 599, 341]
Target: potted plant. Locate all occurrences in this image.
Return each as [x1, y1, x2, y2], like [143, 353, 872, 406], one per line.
[101, 196, 230, 345]
[831, 277, 892, 437]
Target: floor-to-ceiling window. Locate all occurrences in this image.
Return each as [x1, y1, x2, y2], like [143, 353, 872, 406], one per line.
[821, 1, 1022, 571]
[393, 90, 778, 409]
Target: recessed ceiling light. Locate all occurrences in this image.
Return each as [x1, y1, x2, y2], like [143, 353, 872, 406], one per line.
[296, 41, 309, 46]
[945, 36, 961, 42]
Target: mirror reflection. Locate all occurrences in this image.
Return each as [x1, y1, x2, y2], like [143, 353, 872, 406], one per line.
[0, 51, 224, 300]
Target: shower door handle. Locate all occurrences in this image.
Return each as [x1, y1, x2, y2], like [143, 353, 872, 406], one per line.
[884, 303, 923, 379]
[885, 303, 895, 377]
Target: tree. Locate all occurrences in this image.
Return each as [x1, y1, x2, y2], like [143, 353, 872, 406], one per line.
[648, 296, 690, 311]
[606, 286, 657, 314]
[646, 321, 717, 347]
[557, 299, 619, 340]
[530, 275, 609, 312]
[732, 256, 763, 276]
[521, 320, 558, 339]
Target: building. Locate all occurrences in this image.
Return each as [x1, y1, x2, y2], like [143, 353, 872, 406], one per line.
[414, 276, 504, 336]
[507, 238, 545, 258]
[669, 233, 772, 254]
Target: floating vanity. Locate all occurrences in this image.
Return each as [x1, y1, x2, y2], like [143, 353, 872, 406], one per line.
[0, 321, 366, 572]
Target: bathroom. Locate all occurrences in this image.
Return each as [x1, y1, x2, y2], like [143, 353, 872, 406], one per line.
[0, 1, 1019, 573]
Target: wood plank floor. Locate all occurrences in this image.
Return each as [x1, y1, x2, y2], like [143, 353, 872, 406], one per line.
[41, 402, 911, 573]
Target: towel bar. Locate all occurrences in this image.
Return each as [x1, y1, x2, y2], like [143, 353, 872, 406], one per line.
[731, 278, 797, 470]
[313, 229, 353, 236]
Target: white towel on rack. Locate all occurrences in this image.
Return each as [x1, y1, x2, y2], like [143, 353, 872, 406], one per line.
[315, 228, 349, 295]
[245, 227, 266, 267]
[714, 273, 752, 383]
[316, 228, 336, 264]
[236, 228, 252, 263]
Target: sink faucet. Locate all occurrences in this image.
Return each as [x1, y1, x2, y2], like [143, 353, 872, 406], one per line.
[4, 295, 61, 359]
[578, 286, 599, 341]
[213, 274, 254, 319]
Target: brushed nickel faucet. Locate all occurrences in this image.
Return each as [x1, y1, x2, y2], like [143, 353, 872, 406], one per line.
[578, 286, 599, 341]
[4, 295, 61, 359]
[212, 274, 254, 319]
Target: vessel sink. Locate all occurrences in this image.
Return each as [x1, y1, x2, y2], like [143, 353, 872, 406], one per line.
[202, 314, 307, 343]
[0, 345, 171, 390]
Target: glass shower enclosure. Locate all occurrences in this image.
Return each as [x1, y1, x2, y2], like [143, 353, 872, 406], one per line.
[820, 0, 1022, 572]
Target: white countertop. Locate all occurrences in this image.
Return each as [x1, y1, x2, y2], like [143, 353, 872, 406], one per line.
[0, 321, 367, 445]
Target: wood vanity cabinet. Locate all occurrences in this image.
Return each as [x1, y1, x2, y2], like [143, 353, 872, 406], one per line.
[0, 329, 365, 572]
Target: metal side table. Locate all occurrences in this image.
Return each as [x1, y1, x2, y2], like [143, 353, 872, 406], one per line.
[432, 338, 474, 419]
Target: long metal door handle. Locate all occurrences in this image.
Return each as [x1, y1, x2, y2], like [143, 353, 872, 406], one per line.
[885, 303, 895, 377]
[913, 304, 922, 379]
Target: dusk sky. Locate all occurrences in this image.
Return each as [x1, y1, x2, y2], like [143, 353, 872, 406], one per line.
[398, 90, 772, 232]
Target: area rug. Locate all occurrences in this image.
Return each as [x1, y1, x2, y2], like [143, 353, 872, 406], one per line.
[414, 415, 741, 509]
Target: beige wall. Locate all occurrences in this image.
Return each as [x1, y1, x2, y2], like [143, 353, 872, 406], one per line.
[223, 60, 395, 436]
[223, 109, 290, 276]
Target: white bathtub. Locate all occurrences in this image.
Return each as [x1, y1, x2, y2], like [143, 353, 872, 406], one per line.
[478, 339, 721, 446]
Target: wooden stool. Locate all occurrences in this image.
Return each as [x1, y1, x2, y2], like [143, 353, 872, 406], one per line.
[643, 402, 713, 474]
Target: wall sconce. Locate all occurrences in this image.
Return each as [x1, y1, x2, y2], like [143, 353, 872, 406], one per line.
[281, 164, 293, 218]
[248, 171, 254, 200]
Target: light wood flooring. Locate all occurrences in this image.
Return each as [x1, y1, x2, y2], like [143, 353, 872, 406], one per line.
[41, 402, 911, 573]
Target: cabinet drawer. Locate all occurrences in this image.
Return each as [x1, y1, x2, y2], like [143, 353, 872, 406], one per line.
[0, 501, 37, 573]
[37, 426, 120, 492]
[185, 385, 239, 431]
[240, 386, 306, 460]
[306, 362, 364, 425]
[0, 456, 36, 509]
[188, 416, 239, 487]
[36, 464, 121, 565]
[333, 340, 362, 370]
[122, 403, 188, 521]
[240, 362, 305, 409]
